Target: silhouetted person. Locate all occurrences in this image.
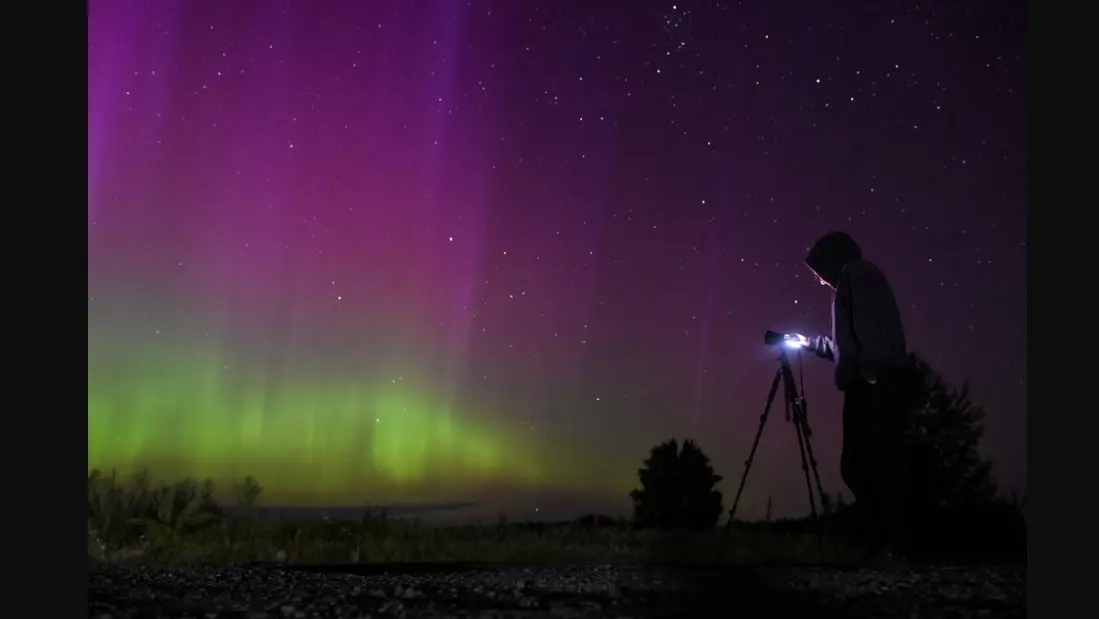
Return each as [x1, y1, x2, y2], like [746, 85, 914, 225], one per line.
[803, 231, 911, 563]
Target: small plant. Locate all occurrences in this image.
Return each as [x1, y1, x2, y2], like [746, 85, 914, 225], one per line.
[137, 478, 222, 552]
[233, 475, 264, 509]
[87, 519, 106, 562]
[88, 470, 224, 559]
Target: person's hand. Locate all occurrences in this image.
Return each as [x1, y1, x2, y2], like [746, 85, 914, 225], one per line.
[807, 336, 833, 360]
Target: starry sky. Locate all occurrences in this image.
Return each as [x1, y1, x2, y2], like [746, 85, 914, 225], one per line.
[88, 0, 1026, 521]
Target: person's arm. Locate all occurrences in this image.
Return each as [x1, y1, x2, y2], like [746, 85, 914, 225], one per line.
[836, 261, 906, 386]
[832, 275, 861, 389]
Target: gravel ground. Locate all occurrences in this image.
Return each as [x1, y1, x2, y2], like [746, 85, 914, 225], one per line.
[88, 562, 1024, 619]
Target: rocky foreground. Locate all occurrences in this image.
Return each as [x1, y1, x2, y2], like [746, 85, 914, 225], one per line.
[88, 562, 1024, 618]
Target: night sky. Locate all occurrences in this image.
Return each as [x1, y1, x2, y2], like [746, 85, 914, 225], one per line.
[88, 0, 1026, 521]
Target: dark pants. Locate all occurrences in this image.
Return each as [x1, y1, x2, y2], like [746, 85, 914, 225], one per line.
[840, 373, 911, 556]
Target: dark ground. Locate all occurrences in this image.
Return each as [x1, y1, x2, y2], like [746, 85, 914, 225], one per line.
[89, 562, 1024, 618]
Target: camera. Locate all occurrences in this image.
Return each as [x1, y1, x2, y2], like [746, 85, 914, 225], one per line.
[763, 330, 809, 349]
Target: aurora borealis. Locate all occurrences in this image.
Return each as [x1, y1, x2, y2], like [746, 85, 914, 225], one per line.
[88, 0, 1026, 519]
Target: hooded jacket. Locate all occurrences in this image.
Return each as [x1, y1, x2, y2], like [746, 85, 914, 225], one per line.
[804, 231, 907, 390]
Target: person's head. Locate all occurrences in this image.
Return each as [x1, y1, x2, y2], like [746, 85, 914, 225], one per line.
[804, 231, 862, 289]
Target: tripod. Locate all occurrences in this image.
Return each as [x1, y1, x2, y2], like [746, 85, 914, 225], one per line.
[724, 348, 829, 564]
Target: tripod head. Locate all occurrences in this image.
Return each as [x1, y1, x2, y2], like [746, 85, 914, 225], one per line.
[762, 329, 809, 422]
[763, 329, 809, 350]
[763, 329, 808, 369]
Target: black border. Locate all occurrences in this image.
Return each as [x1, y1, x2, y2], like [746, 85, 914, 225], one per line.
[1037, 0, 1083, 611]
[82, 7, 92, 618]
[5, 2, 89, 617]
[1032, 0, 1083, 616]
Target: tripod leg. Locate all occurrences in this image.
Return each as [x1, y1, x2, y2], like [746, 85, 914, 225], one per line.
[725, 369, 783, 530]
[798, 416, 830, 519]
[779, 361, 828, 564]
[798, 413, 831, 564]
[792, 415, 826, 565]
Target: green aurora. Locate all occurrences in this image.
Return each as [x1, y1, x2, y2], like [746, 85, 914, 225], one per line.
[88, 339, 632, 505]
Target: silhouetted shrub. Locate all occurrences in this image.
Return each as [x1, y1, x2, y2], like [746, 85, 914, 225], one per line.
[88, 469, 223, 556]
[903, 354, 1025, 560]
[630, 439, 724, 530]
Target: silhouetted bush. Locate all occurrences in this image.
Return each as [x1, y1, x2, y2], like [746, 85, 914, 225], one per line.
[630, 439, 724, 530]
[88, 469, 223, 558]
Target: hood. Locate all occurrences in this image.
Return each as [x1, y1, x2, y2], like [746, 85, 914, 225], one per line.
[804, 231, 862, 287]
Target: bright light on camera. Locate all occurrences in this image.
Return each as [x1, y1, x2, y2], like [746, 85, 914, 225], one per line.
[783, 334, 809, 349]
